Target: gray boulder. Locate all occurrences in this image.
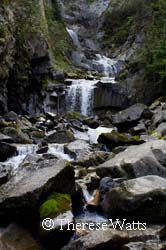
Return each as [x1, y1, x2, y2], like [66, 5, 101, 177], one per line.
[0, 224, 40, 250]
[111, 103, 152, 131]
[98, 131, 144, 149]
[96, 140, 166, 179]
[45, 130, 75, 143]
[64, 140, 90, 160]
[156, 122, 166, 136]
[102, 175, 166, 222]
[0, 159, 75, 224]
[62, 228, 129, 250]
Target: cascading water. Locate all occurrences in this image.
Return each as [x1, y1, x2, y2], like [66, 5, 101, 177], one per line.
[48, 144, 71, 160]
[66, 27, 81, 49]
[3, 144, 37, 170]
[93, 54, 118, 77]
[66, 79, 98, 116]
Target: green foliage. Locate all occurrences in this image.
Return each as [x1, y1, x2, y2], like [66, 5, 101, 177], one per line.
[40, 192, 71, 219]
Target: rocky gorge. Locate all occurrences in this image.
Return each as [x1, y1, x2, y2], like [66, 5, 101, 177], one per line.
[0, 0, 166, 250]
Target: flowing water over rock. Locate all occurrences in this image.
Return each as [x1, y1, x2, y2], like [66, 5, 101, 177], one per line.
[3, 144, 37, 170]
[66, 79, 98, 116]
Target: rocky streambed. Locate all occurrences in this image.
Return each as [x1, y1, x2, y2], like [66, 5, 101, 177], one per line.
[0, 98, 166, 250]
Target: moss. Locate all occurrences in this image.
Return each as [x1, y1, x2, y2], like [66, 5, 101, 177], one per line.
[31, 130, 45, 139]
[39, 192, 71, 219]
[66, 111, 81, 120]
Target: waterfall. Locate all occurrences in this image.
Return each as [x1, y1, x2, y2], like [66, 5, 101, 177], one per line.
[66, 27, 81, 49]
[48, 144, 71, 160]
[66, 79, 98, 116]
[93, 54, 118, 77]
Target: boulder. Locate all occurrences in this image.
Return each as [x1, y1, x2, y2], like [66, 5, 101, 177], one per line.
[152, 110, 166, 127]
[122, 241, 166, 250]
[2, 127, 32, 144]
[0, 142, 17, 162]
[0, 164, 12, 186]
[64, 140, 90, 160]
[102, 175, 166, 222]
[98, 131, 144, 149]
[39, 193, 74, 250]
[0, 133, 13, 143]
[156, 122, 166, 136]
[0, 159, 75, 224]
[74, 151, 113, 168]
[159, 225, 166, 240]
[4, 111, 18, 121]
[96, 140, 166, 179]
[111, 103, 152, 131]
[62, 228, 129, 250]
[45, 130, 75, 143]
[0, 224, 40, 250]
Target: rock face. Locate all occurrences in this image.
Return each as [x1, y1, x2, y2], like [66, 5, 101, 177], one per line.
[0, 224, 41, 250]
[102, 175, 166, 222]
[93, 82, 130, 110]
[0, 159, 75, 224]
[0, 0, 72, 115]
[0, 142, 17, 161]
[96, 140, 166, 179]
[62, 228, 129, 250]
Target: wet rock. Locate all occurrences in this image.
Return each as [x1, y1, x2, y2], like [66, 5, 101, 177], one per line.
[0, 224, 41, 250]
[64, 140, 90, 161]
[2, 127, 32, 144]
[62, 228, 129, 250]
[0, 142, 17, 162]
[36, 146, 48, 154]
[111, 103, 152, 132]
[102, 175, 166, 222]
[0, 159, 75, 224]
[45, 130, 75, 144]
[96, 140, 166, 179]
[86, 189, 100, 211]
[98, 131, 144, 150]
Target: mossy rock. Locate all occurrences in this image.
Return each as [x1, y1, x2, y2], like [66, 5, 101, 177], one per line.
[39, 192, 71, 219]
[31, 130, 45, 139]
[0, 119, 11, 129]
[66, 72, 79, 79]
[2, 127, 32, 144]
[98, 131, 144, 149]
[66, 111, 81, 120]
